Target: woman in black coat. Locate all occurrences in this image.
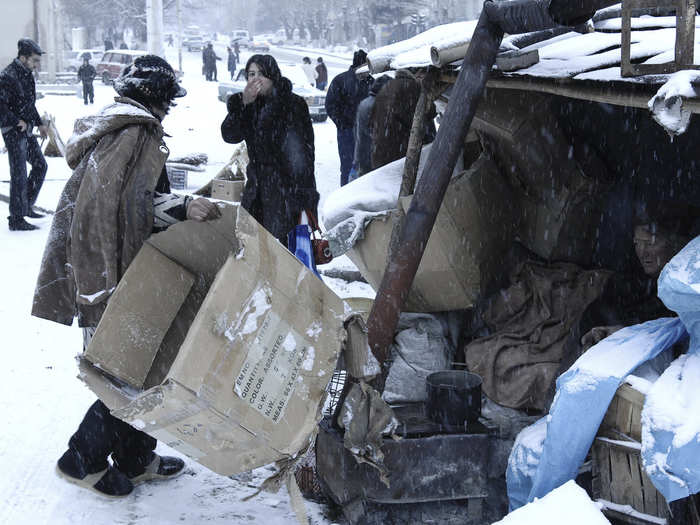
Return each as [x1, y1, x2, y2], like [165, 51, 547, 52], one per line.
[221, 54, 318, 245]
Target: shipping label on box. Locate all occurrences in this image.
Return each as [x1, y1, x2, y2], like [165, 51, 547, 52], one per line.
[212, 180, 244, 202]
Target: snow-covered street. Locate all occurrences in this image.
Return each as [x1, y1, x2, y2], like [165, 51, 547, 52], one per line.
[0, 46, 369, 524]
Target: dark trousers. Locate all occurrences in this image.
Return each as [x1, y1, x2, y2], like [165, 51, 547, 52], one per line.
[337, 127, 354, 187]
[82, 81, 94, 104]
[316, 81, 327, 91]
[3, 129, 47, 222]
[68, 400, 156, 476]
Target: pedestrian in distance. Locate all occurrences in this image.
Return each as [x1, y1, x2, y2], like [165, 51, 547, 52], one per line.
[315, 57, 328, 90]
[33, 55, 221, 498]
[227, 46, 237, 80]
[233, 41, 240, 62]
[301, 56, 317, 87]
[77, 53, 96, 105]
[0, 38, 48, 231]
[325, 49, 372, 186]
[221, 54, 319, 245]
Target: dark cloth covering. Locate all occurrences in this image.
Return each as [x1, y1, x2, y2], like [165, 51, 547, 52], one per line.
[221, 77, 318, 243]
[353, 75, 391, 176]
[465, 261, 611, 411]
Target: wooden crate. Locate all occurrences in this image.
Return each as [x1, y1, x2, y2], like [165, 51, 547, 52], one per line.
[593, 383, 700, 525]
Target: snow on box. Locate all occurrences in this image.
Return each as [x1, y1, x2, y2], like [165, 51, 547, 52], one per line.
[81, 204, 346, 476]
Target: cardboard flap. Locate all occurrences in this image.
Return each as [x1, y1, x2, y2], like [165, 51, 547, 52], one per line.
[85, 243, 195, 388]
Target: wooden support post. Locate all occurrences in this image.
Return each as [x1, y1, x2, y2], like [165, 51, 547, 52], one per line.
[366, 8, 505, 377]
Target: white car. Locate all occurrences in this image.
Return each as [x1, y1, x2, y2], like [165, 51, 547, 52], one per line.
[64, 49, 104, 72]
[217, 62, 327, 122]
[231, 29, 251, 48]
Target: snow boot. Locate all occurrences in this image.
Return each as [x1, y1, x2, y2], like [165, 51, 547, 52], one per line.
[56, 449, 133, 498]
[125, 455, 185, 486]
[8, 218, 38, 231]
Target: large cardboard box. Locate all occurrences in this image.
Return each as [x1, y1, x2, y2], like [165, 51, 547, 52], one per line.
[211, 179, 244, 202]
[82, 205, 346, 475]
[346, 155, 519, 312]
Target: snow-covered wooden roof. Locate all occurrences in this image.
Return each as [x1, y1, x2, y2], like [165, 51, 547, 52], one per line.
[366, 4, 700, 134]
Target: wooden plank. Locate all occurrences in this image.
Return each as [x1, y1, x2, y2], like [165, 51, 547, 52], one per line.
[594, 442, 613, 501]
[629, 451, 645, 511]
[610, 447, 635, 504]
[640, 462, 661, 517]
[631, 403, 643, 442]
[616, 396, 635, 436]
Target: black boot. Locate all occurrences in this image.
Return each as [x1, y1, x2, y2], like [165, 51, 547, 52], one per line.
[122, 455, 185, 485]
[56, 449, 133, 498]
[9, 218, 38, 231]
[26, 209, 44, 219]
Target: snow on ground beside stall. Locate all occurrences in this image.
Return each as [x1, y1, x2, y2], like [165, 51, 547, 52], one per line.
[494, 481, 610, 524]
[0, 47, 369, 525]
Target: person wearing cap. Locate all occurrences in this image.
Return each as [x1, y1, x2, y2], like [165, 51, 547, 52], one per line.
[77, 52, 96, 105]
[221, 54, 318, 245]
[0, 38, 48, 231]
[325, 49, 373, 186]
[33, 55, 221, 498]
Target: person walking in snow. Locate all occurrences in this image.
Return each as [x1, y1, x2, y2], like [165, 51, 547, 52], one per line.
[221, 54, 318, 245]
[227, 46, 238, 80]
[33, 55, 221, 498]
[0, 38, 48, 231]
[77, 53, 96, 105]
[315, 57, 328, 90]
[301, 56, 317, 87]
[233, 41, 240, 62]
[325, 49, 372, 186]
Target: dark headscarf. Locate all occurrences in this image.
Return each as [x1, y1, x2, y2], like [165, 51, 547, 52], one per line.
[352, 49, 367, 68]
[245, 54, 282, 86]
[114, 55, 186, 104]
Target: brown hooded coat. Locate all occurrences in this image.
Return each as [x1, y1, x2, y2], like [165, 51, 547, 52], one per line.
[32, 97, 168, 327]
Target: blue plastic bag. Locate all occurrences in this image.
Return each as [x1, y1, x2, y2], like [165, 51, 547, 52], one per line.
[287, 224, 321, 279]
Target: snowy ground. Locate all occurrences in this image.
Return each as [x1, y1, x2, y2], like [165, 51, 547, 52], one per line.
[0, 46, 371, 524]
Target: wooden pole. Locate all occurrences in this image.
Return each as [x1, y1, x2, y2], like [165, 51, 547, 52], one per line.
[366, 8, 504, 374]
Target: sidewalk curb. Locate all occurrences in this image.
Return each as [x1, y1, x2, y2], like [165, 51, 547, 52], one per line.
[277, 45, 352, 62]
[0, 193, 54, 215]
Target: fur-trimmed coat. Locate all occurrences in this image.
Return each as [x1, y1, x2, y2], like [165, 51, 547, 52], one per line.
[221, 77, 318, 242]
[32, 97, 170, 327]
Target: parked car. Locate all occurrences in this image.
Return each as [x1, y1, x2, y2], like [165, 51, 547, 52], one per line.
[217, 62, 327, 122]
[183, 35, 204, 52]
[272, 29, 287, 45]
[64, 49, 104, 72]
[249, 39, 270, 52]
[231, 29, 251, 48]
[96, 50, 183, 84]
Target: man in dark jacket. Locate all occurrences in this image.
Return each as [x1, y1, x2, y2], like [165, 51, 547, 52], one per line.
[77, 53, 96, 105]
[325, 50, 372, 186]
[315, 57, 328, 90]
[0, 38, 48, 231]
[221, 54, 318, 244]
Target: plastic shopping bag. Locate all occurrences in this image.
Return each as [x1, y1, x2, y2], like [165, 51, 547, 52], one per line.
[287, 223, 321, 279]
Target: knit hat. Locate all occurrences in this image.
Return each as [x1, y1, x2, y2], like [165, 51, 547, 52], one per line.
[245, 54, 282, 85]
[113, 55, 186, 104]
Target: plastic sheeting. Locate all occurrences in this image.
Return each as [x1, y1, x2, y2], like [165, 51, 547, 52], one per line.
[507, 236, 700, 508]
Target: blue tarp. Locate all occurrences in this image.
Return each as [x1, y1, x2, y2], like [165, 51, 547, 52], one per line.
[507, 236, 700, 509]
